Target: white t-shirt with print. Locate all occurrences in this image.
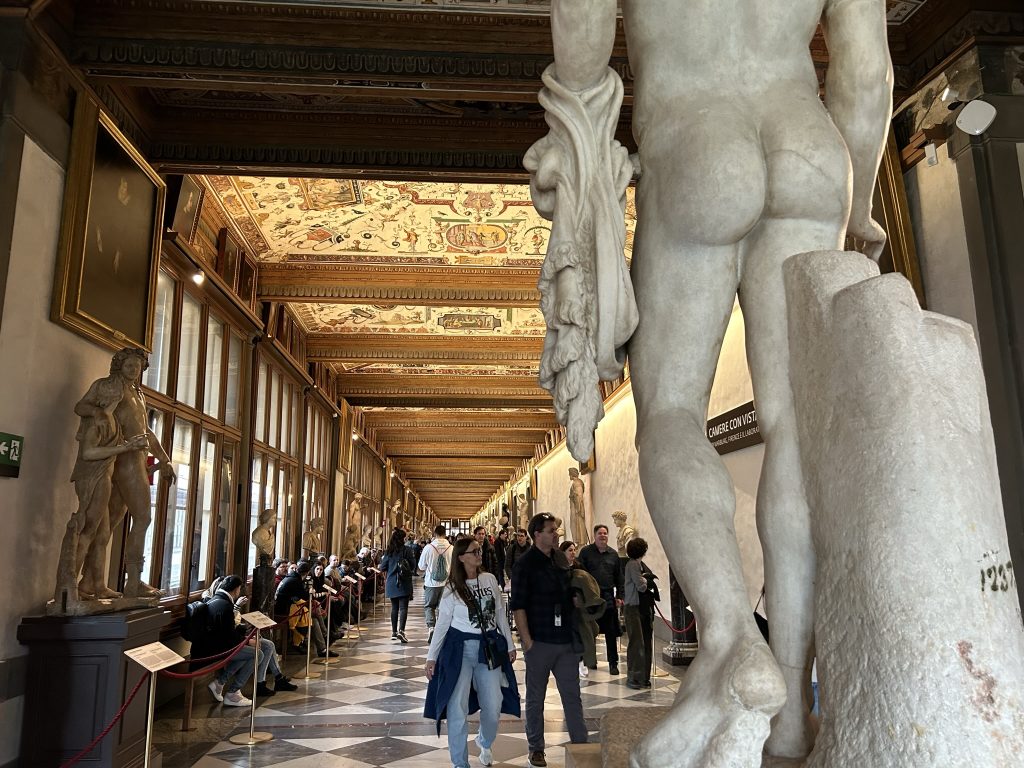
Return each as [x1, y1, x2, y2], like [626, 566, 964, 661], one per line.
[426, 572, 514, 661]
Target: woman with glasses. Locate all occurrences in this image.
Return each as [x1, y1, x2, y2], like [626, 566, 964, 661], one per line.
[424, 537, 520, 768]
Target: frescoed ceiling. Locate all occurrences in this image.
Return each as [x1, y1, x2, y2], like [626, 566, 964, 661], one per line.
[201, 175, 632, 515]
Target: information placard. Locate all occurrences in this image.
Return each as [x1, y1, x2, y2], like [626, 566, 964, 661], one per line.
[125, 641, 185, 672]
[324, 584, 338, 595]
[240, 611, 277, 629]
[342, 575, 358, 584]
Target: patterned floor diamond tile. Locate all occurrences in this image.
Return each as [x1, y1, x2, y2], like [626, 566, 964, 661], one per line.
[353, 694, 426, 712]
[390, 735, 452, 749]
[272, 754, 377, 768]
[340, 673, 405, 687]
[590, 698, 650, 709]
[345, 661, 405, 673]
[368, 679, 425, 694]
[331, 735, 442, 764]
[208, 739, 320, 767]
[315, 704, 396, 717]
[188, 757, 237, 768]
[382, 748, 455, 768]
[258, 696, 355, 716]
[283, 737, 380, 751]
[378, 668, 427, 680]
[318, 688, 400, 704]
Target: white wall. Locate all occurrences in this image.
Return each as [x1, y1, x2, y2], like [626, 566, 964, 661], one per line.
[0, 138, 110, 764]
[904, 144, 979, 335]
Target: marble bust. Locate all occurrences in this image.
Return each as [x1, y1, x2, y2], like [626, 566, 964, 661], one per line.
[251, 508, 276, 565]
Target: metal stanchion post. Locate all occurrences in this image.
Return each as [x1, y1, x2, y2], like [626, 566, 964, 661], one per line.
[229, 628, 273, 745]
[143, 672, 156, 768]
[291, 587, 321, 680]
[315, 584, 339, 666]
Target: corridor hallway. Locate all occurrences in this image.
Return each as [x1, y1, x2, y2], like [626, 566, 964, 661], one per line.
[152, 582, 684, 768]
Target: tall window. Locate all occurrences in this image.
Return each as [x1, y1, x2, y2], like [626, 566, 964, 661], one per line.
[138, 264, 251, 602]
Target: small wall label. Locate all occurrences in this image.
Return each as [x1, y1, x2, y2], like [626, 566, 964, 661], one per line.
[0, 432, 23, 478]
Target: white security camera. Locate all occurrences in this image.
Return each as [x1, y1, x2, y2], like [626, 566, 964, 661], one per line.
[955, 100, 997, 136]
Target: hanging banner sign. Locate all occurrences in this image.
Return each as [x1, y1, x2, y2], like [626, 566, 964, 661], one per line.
[706, 401, 762, 455]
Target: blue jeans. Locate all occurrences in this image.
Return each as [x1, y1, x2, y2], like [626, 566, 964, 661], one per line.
[256, 637, 281, 681]
[217, 643, 262, 693]
[447, 639, 502, 768]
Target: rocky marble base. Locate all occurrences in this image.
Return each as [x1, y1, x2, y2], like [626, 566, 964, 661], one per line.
[600, 706, 669, 768]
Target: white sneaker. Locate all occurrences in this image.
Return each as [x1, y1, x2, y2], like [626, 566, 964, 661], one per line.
[208, 679, 224, 702]
[475, 735, 493, 766]
[223, 691, 252, 707]
[579, 661, 589, 679]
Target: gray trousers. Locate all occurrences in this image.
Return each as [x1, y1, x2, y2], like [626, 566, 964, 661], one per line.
[423, 586, 444, 628]
[524, 641, 588, 751]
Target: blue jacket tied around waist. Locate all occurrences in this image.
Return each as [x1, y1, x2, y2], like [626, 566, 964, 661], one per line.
[423, 627, 521, 733]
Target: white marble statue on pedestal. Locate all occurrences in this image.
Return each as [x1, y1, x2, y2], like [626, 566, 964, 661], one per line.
[526, 0, 892, 764]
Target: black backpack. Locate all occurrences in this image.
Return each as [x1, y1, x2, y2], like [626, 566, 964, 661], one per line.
[181, 598, 209, 641]
[398, 553, 412, 580]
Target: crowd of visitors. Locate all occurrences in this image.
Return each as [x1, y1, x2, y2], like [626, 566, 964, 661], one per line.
[188, 515, 661, 768]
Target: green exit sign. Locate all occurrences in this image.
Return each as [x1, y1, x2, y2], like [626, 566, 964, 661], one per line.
[0, 432, 23, 478]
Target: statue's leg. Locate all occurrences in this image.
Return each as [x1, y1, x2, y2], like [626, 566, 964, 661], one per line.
[119, 460, 160, 598]
[629, 227, 785, 768]
[80, 480, 125, 599]
[738, 217, 844, 762]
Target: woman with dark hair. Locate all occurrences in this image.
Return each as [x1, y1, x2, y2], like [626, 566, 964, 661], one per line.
[624, 537, 658, 689]
[380, 527, 417, 642]
[424, 536, 520, 768]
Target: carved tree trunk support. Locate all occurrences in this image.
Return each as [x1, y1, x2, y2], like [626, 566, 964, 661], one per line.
[785, 251, 1024, 766]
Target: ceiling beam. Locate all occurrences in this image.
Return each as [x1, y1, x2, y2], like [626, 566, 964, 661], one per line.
[309, 335, 543, 367]
[260, 264, 541, 307]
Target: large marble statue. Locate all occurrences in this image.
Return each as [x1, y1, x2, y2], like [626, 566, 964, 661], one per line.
[302, 517, 324, 557]
[389, 500, 402, 531]
[786, 252, 1024, 766]
[611, 510, 637, 557]
[568, 467, 588, 546]
[348, 492, 364, 544]
[52, 377, 148, 612]
[251, 508, 277, 565]
[525, 0, 892, 764]
[75, 348, 176, 600]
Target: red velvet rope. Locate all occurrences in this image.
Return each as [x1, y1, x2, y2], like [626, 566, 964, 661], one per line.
[58, 618, 283, 768]
[654, 603, 696, 635]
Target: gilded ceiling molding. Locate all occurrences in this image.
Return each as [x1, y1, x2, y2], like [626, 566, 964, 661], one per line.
[266, 285, 540, 305]
[149, 142, 527, 174]
[80, 1, 553, 28]
[310, 349, 540, 363]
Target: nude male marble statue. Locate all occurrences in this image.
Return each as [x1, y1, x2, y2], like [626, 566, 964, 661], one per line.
[76, 348, 176, 599]
[525, 1, 891, 764]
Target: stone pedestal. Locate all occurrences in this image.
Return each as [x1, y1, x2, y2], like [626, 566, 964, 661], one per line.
[251, 563, 275, 617]
[17, 608, 171, 767]
[661, 568, 697, 666]
[600, 706, 669, 768]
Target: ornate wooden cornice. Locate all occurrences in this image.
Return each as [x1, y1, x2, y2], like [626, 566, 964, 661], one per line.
[263, 265, 541, 308]
[310, 336, 542, 367]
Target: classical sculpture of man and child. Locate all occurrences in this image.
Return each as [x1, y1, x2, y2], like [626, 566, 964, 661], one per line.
[52, 347, 176, 613]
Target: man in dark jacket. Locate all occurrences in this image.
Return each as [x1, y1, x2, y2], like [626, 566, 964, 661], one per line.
[193, 575, 262, 707]
[577, 524, 625, 674]
[505, 528, 531, 582]
[475, 526, 499, 577]
[275, 560, 336, 657]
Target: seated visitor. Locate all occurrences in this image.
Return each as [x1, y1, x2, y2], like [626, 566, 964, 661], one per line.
[191, 575, 262, 708]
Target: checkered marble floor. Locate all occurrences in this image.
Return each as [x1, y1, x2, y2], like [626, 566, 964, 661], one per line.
[154, 582, 684, 767]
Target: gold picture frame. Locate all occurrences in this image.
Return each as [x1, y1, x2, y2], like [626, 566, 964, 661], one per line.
[52, 98, 166, 352]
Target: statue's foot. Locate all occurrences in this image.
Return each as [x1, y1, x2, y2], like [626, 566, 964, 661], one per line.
[631, 638, 786, 768]
[764, 683, 818, 762]
[122, 579, 163, 599]
[92, 586, 123, 600]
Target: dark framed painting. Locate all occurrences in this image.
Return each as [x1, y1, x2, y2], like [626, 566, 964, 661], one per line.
[52, 98, 165, 352]
[237, 252, 258, 311]
[216, 227, 241, 290]
[165, 174, 205, 244]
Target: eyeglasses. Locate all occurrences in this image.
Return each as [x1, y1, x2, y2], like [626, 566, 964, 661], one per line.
[464, 548, 482, 555]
